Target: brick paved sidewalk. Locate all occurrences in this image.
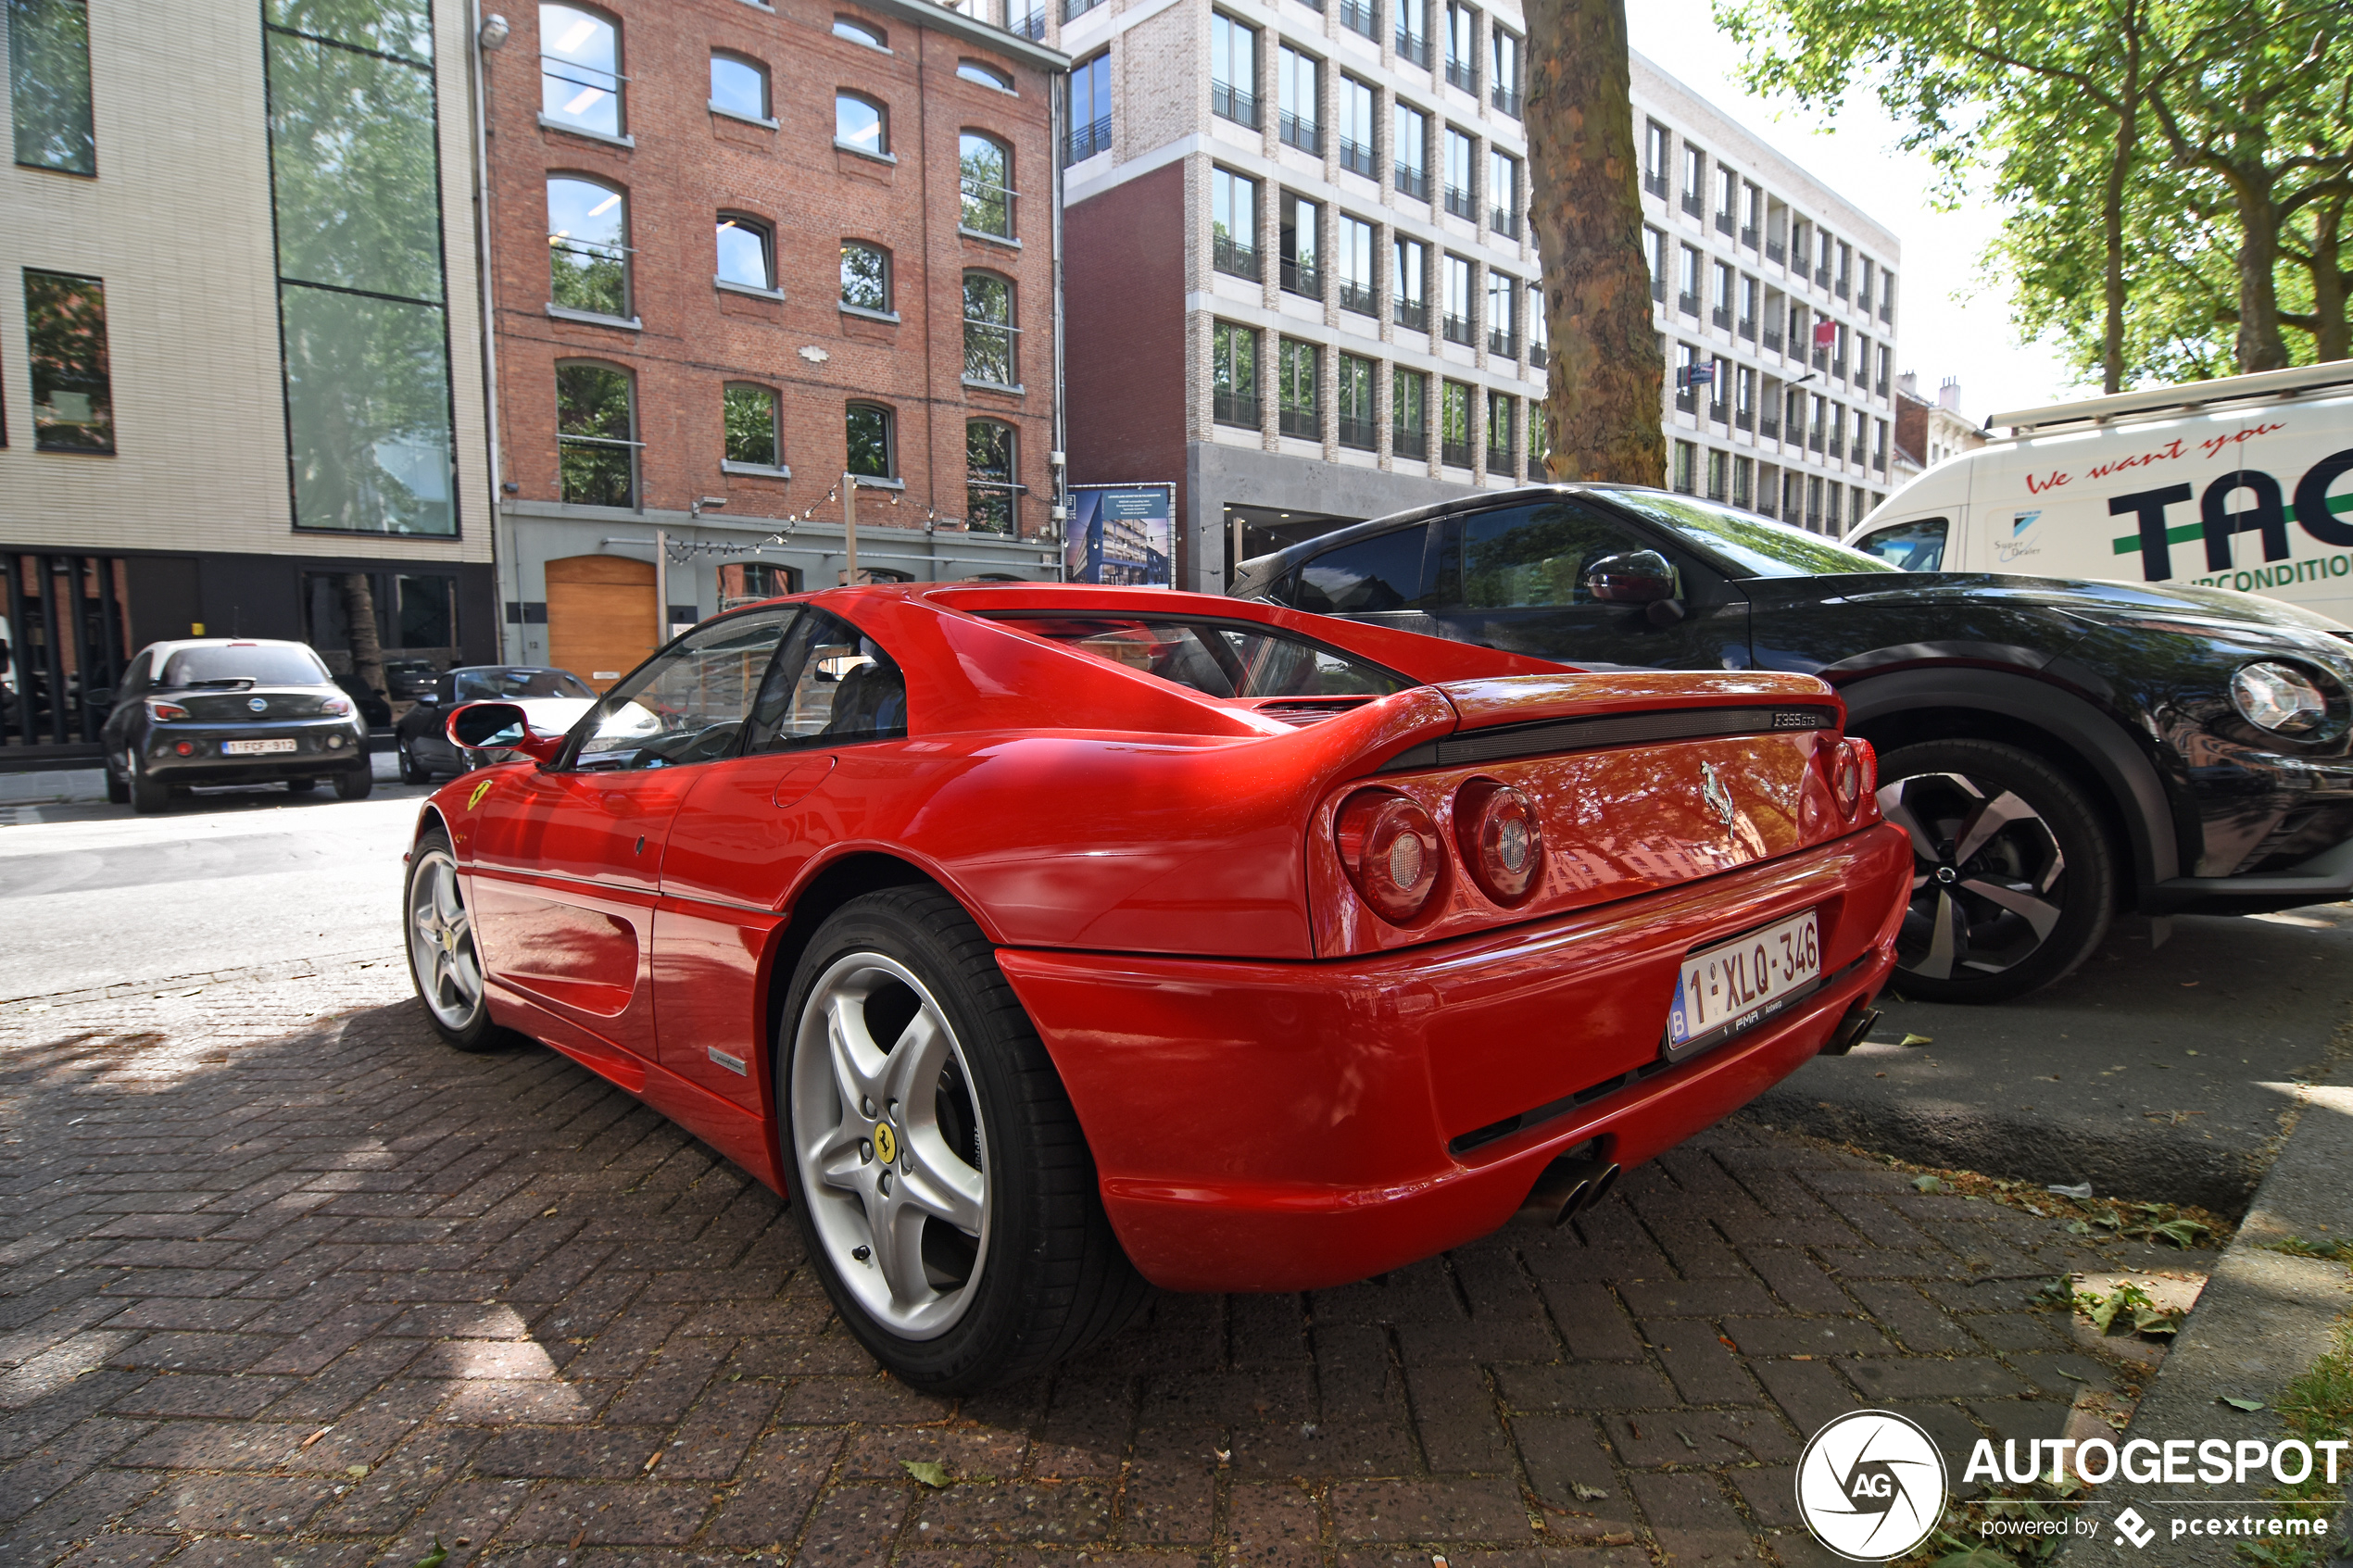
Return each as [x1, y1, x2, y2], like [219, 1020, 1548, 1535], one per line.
[1, 965, 2218, 1568]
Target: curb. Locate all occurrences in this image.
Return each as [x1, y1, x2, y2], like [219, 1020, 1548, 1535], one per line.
[2056, 1067, 2353, 1568]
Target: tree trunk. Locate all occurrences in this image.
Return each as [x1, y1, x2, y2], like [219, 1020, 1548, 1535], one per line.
[338, 573, 387, 701]
[2099, 28, 2139, 394]
[1523, 0, 1665, 483]
[2226, 169, 2291, 371]
[2309, 198, 2348, 363]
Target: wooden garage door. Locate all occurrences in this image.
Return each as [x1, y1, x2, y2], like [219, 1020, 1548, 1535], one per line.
[546, 555, 656, 691]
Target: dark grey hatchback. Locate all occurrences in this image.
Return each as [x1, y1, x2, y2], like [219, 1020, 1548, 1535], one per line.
[101, 639, 372, 812]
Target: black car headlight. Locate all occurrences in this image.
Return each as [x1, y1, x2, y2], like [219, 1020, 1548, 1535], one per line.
[2231, 661, 2332, 735]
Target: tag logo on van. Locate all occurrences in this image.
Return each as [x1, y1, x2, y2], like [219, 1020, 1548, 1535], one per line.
[2012, 511, 2041, 534]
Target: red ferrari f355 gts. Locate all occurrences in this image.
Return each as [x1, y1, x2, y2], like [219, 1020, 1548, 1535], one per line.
[409, 583, 1909, 1390]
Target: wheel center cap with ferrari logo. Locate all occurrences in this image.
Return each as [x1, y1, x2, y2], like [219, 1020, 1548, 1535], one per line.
[872, 1122, 898, 1164]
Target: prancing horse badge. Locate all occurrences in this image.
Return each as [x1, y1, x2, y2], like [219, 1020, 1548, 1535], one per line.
[1700, 761, 1736, 829]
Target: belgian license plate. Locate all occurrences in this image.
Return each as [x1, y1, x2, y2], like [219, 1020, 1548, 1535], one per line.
[1665, 909, 1821, 1062]
[222, 737, 298, 756]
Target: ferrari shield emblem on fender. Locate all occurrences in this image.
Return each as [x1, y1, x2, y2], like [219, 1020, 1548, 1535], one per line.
[467, 779, 494, 809]
[1701, 761, 1736, 829]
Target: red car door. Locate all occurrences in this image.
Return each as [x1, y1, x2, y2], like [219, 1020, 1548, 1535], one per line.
[467, 609, 798, 1059]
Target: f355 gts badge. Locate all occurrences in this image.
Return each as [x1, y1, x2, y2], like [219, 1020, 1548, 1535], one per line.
[1701, 761, 1737, 829]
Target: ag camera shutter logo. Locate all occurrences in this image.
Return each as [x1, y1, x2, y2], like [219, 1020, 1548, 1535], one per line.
[1796, 1410, 1949, 1561]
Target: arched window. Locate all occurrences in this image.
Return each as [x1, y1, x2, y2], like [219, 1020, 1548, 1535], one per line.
[539, 5, 623, 136]
[833, 15, 887, 47]
[962, 271, 1016, 388]
[724, 383, 781, 469]
[710, 53, 770, 120]
[958, 132, 1013, 237]
[958, 58, 1014, 92]
[547, 177, 629, 319]
[557, 362, 636, 507]
[715, 214, 774, 291]
[840, 241, 892, 314]
[835, 93, 887, 157]
[966, 420, 1016, 534]
[846, 402, 895, 478]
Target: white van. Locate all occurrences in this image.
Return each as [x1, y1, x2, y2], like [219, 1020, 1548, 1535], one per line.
[1847, 360, 2353, 626]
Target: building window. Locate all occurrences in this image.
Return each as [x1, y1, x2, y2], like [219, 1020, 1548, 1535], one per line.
[557, 362, 636, 507]
[1486, 394, 1514, 470]
[958, 58, 1015, 91]
[1706, 447, 1729, 501]
[1733, 455, 1754, 508]
[1211, 168, 1259, 279]
[1876, 343, 1892, 397]
[1529, 402, 1550, 470]
[724, 383, 781, 468]
[540, 5, 623, 137]
[1644, 225, 1667, 301]
[1277, 337, 1318, 439]
[1738, 273, 1759, 338]
[836, 92, 887, 157]
[1442, 0, 1476, 92]
[1711, 259, 1733, 328]
[711, 53, 770, 119]
[1441, 252, 1473, 345]
[1442, 125, 1473, 220]
[1394, 0, 1429, 67]
[1880, 270, 1895, 321]
[1393, 368, 1428, 458]
[1735, 364, 1755, 430]
[1393, 234, 1428, 330]
[1673, 439, 1696, 494]
[1338, 354, 1377, 450]
[1836, 240, 1853, 297]
[1677, 243, 1700, 315]
[1279, 192, 1320, 297]
[23, 269, 111, 453]
[1440, 379, 1472, 467]
[1339, 75, 1377, 179]
[1674, 341, 1697, 413]
[1490, 27, 1519, 115]
[716, 214, 774, 291]
[1714, 164, 1737, 233]
[1642, 119, 1669, 198]
[1277, 45, 1319, 155]
[1338, 213, 1377, 315]
[1527, 280, 1547, 367]
[833, 15, 887, 46]
[1212, 320, 1259, 428]
[719, 561, 800, 609]
[1340, 0, 1377, 43]
[841, 241, 891, 312]
[963, 271, 1018, 387]
[1488, 147, 1519, 236]
[960, 132, 1014, 237]
[846, 401, 895, 478]
[1680, 144, 1704, 216]
[1211, 14, 1258, 127]
[1485, 269, 1516, 357]
[1066, 51, 1110, 162]
[9, 0, 95, 174]
[1393, 101, 1428, 199]
[547, 178, 630, 318]
[966, 419, 1017, 533]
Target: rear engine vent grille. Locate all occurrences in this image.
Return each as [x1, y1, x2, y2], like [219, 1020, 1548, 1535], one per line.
[1388, 704, 1837, 771]
[1257, 700, 1363, 727]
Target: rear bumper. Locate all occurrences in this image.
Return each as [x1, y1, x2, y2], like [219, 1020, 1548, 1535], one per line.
[998, 822, 1911, 1292]
[137, 721, 368, 784]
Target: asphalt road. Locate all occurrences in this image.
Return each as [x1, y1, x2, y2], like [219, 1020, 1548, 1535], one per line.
[5, 762, 2347, 1211]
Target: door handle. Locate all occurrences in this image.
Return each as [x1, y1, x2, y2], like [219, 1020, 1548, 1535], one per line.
[772, 754, 837, 809]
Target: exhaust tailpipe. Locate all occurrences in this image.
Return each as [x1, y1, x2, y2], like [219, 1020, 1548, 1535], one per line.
[1820, 1000, 1880, 1057]
[1515, 1154, 1621, 1227]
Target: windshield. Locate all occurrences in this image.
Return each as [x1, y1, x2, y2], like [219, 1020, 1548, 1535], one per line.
[454, 668, 597, 701]
[159, 645, 331, 687]
[988, 615, 1412, 699]
[1600, 491, 1900, 578]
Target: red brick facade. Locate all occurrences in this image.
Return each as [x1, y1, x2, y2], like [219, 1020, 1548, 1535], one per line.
[483, 0, 1063, 540]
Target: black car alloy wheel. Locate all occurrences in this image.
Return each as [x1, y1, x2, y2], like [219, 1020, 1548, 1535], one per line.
[1873, 739, 2117, 1004]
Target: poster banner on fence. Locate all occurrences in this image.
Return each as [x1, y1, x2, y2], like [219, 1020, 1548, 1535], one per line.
[1065, 483, 1175, 585]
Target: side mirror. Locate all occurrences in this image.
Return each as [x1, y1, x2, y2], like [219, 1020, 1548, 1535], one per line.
[417, 691, 441, 705]
[446, 700, 564, 764]
[1583, 550, 1679, 605]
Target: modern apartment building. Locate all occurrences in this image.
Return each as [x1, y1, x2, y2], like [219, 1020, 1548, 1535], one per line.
[480, 0, 1067, 680]
[0, 0, 494, 757]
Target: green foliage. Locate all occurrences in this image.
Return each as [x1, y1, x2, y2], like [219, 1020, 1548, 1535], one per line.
[2071, 1280, 2184, 1337]
[2235, 1315, 2353, 1568]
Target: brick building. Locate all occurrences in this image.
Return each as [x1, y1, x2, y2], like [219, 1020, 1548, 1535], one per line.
[482, 0, 1068, 681]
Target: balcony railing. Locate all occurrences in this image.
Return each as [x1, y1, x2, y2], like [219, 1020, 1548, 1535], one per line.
[1812, 344, 1828, 370]
[1488, 445, 1512, 471]
[1809, 425, 1826, 452]
[1529, 341, 1546, 368]
[1740, 224, 1758, 249]
[1011, 6, 1046, 36]
[1766, 238, 1785, 264]
[1674, 384, 1694, 414]
[1394, 296, 1428, 331]
[1711, 306, 1730, 330]
[1444, 56, 1477, 93]
[1214, 392, 1259, 427]
[1737, 315, 1755, 340]
[1339, 416, 1378, 451]
[1877, 373, 1890, 398]
[1211, 81, 1259, 128]
[1213, 234, 1260, 281]
[1278, 111, 1321, 155]
[1643, 172, 1668, 199]
[1340, 138, 1377, 179]
[1278, 403, 1319, 439]
[1709, 398, 1728, 423]
[1066, 115, 1111, 162]
[1758, 414, 1780, 440]
[1443, 184, 1474, 220]
[1441, 437, 1473, 467]
[1395, 27, 1429, 65]
[1872, 444, 1888, 470]
[1488, 327, 1514, 357]
[1736, 408, 1754, 432]
[1827, 430, 1844, 460]
[1491, 83, 1520, 117]
[1395, 163, 1429, 200]
[1816, 261, 1831, 286]
[1441, 311, 1473, 345]
[1651, 271, 1666, 303]
[1878, 300, 1892, 322]
[1761, 326, 1782, 353]
[1063, 0, 1101, 19]
[1716, 211, 1733, 236]
[1340, 0, 1377, 35]
[1836, 271, 1850, 298]
[1680, 190, 1702, 218]
[1279, 258, 1321, 297]
[1339, 280, 1377, 315]
[1393, 427, 1427, 458]
[1490, 207, 1519, 238]
[1676, 291, 1698, 316]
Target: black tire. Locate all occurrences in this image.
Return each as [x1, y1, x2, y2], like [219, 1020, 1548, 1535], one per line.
[405, 826, 502, 1051]
[1875, 739, 2117, 1003]
[397, 739, 430, 784]
[778, 886, 1150, 1393]
[334, 765, 373, 800]
[128, 754, 170, 814]
[105, 755, 131, 805]
[285, 777, 319, 795]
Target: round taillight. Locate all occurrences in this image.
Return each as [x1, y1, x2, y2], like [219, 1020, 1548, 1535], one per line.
[1335, 790, 1444, 924]
[1453, 779, 1545, 904]
[175, 741, 195, 757]
[1828, 737, 1874, 817]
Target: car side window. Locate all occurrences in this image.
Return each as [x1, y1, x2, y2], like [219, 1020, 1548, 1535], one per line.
[744, 608, 909, 754]
[117, 652, 153, 697]
[1294, 526, 1437, 613]
[1850, 517, 1948, 571]
[572, 609, 799, 771]
[1441, 502, 1666, 608]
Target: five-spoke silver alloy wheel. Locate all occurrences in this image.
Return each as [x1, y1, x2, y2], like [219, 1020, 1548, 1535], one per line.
[1877, 770, 2067, 979]
[407, 847, 485, 1032]
[790, 951, 990, 1340]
